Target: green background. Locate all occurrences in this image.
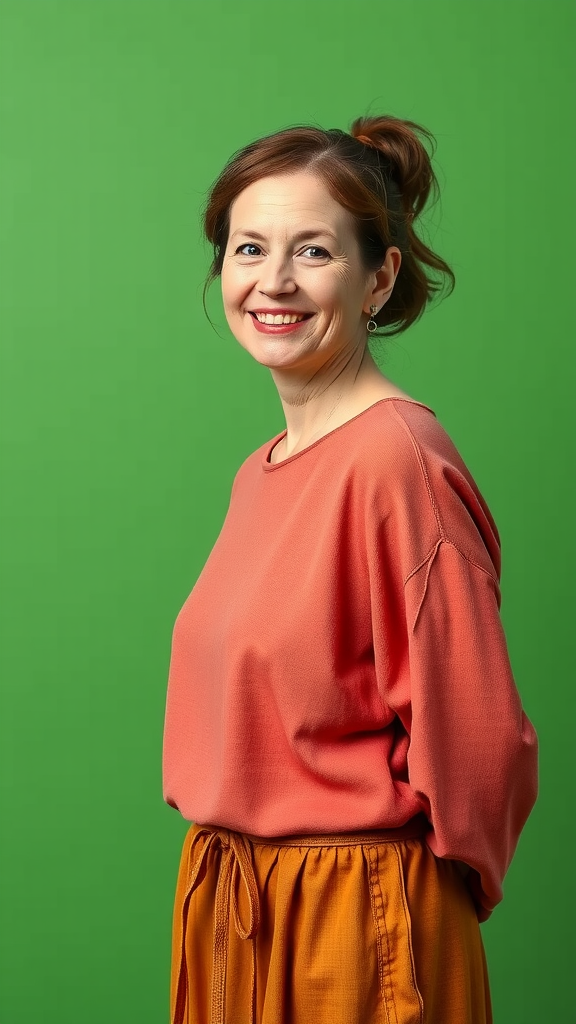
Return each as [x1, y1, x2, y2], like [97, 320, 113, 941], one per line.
[0, 2, 574, 1021]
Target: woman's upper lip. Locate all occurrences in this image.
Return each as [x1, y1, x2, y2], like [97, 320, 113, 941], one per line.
[249, 308, 314, 315]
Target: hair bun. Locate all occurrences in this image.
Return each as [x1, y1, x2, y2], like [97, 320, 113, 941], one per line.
[350, 114, 436, 221]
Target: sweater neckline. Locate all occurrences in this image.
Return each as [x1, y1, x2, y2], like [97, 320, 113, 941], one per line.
[262, 397, 436, 471]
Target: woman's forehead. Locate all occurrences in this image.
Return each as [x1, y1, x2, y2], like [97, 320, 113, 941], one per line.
[229, 172, 354, 234]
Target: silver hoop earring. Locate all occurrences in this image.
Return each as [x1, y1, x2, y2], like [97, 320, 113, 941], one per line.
[367, 304, 378, 333]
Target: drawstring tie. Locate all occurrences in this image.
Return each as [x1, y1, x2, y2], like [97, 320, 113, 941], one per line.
[172, 826, 260, 1024]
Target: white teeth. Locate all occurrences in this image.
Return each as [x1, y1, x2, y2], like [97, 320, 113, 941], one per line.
[255, 312, 306, 325]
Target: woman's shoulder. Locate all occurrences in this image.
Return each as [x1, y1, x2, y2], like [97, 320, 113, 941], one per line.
[356, 393, 462, 479]
[357, 397, 502, 576]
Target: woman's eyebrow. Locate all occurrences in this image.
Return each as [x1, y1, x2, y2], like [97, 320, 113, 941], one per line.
[229, 228, 339, 244]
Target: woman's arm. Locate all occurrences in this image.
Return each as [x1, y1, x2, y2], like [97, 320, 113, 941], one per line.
[402, 538, 538, 920]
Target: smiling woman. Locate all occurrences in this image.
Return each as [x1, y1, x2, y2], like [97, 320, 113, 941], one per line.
[202, 118, 457, 463]
[162, 116, 538, 1024]
[221, 171, 399, 380]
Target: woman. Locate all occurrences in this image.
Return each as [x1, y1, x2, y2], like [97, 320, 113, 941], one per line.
[162, 114, 538, 1024]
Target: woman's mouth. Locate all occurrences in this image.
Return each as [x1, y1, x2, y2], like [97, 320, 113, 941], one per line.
[248, 310, 314, 334]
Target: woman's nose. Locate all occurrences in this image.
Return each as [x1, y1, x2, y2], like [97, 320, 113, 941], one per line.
[257, 257, 297, 296]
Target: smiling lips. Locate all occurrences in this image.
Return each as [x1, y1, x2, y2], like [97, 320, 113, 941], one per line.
[249, 309, 314, 334]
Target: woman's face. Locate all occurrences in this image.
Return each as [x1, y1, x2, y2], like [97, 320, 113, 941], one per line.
[221, 171, 396, 376]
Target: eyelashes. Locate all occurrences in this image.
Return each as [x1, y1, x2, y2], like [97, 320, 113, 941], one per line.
[303, 246, 331, 259]
[235, 243, 261, 257]
[234, 243, 331, 260]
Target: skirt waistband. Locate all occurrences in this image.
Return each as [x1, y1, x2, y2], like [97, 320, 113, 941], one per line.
[237, 812, 429, 848]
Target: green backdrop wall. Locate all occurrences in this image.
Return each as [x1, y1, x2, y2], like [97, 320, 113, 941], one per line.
[1, 2, 574, 1022]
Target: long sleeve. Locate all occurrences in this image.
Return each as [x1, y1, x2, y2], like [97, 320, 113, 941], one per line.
[402, 538, 538, 921]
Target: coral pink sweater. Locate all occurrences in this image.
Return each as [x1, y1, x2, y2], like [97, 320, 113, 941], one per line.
[162, 398, 538, 920]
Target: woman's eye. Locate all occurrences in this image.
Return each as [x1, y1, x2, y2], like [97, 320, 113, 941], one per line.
[302, 246, 330, 259]
[235, 243, 262, 256]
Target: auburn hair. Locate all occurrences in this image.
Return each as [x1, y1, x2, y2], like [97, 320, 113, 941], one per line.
[202, 115, 455, 337]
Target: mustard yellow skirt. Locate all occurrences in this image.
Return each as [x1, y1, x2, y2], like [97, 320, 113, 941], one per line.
[170, 818, 492, 1024]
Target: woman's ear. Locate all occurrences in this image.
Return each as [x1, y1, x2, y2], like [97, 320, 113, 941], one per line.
[364, 247, 402, 314]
